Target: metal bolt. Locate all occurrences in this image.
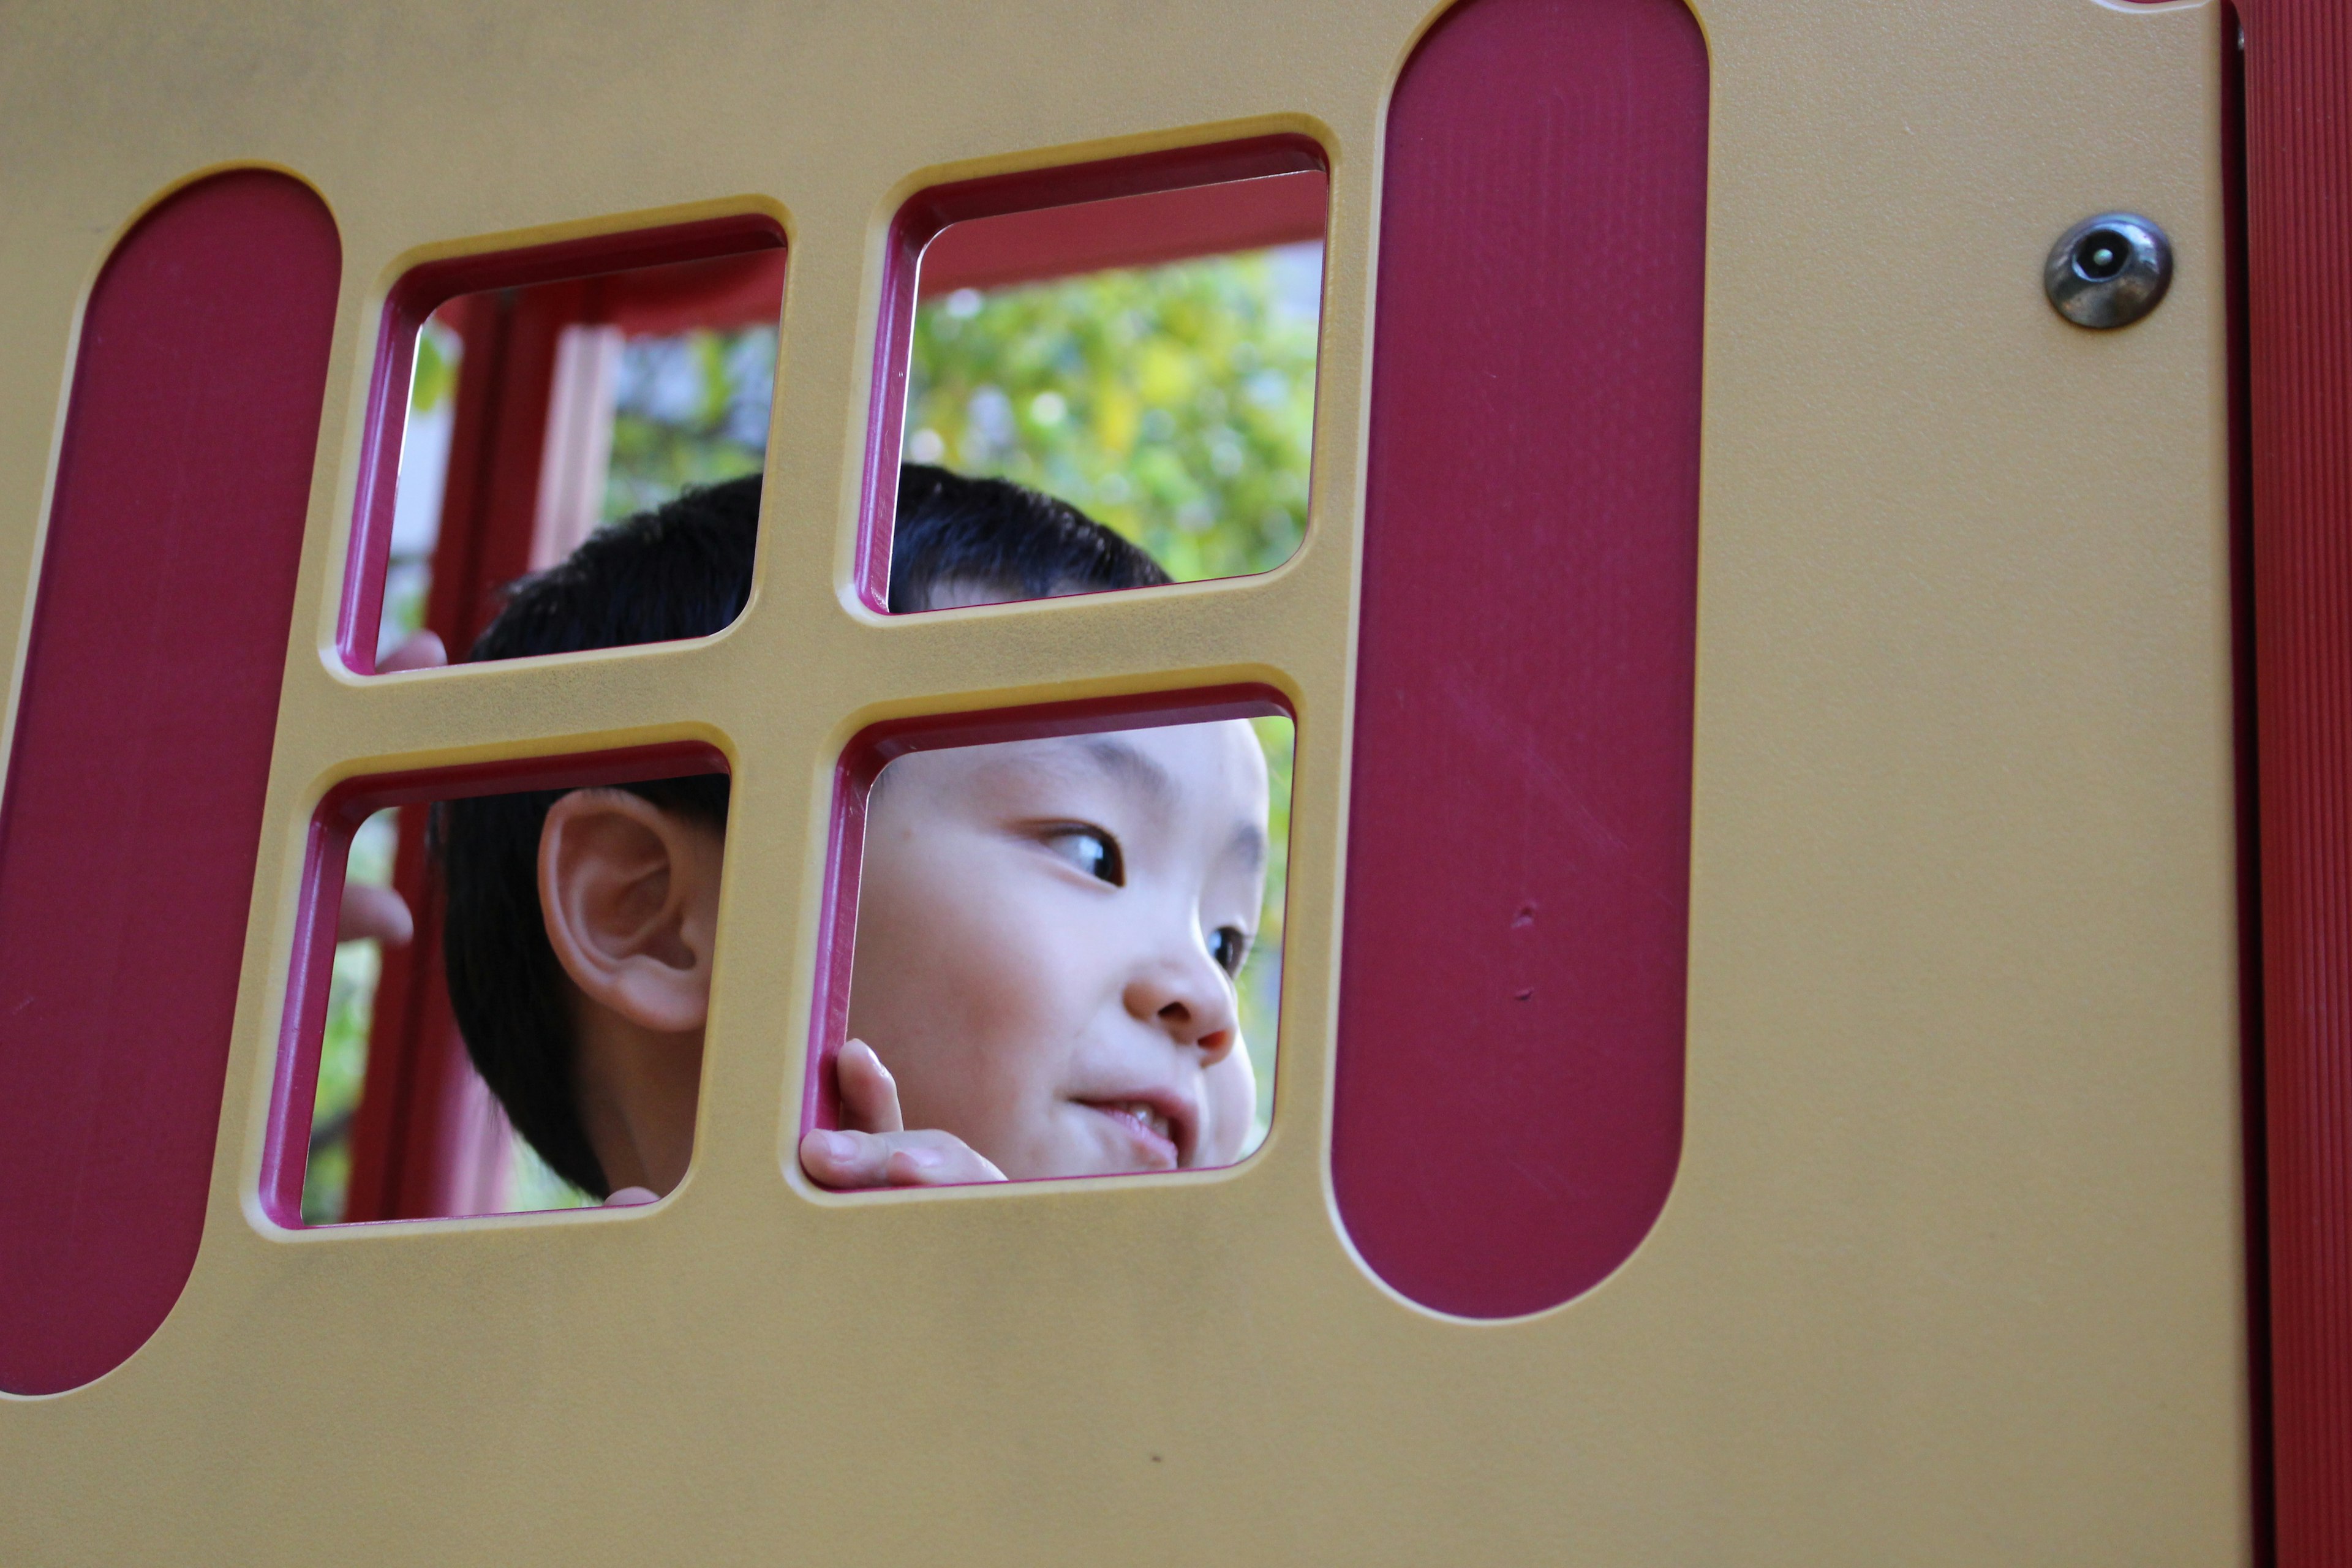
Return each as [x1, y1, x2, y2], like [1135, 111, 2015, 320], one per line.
[2045, 212, 2173, 330]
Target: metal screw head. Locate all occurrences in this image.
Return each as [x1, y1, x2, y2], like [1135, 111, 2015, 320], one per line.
[2044, 212, 2173, 329]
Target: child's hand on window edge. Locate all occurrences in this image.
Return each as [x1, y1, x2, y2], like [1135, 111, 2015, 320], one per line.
[336, 882, 415, 947]
[799, 1038, 1007, 1189]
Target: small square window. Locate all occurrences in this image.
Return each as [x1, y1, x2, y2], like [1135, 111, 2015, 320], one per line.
[344, 216, 786, 674]
[267, 746, 729, 1225]
[802, 693, 1292, 1189]
[864, 138, 1327, 612]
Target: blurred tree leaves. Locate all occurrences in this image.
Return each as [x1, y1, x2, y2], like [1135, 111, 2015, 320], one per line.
[905, 247, 1319, 582]
[410, 320, 461, 414]
[602, 328, 774, 523]
[301, 810, 398, 1224]
[584, 246, 1320, 580]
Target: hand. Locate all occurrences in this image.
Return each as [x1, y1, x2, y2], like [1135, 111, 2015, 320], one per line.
[379, 628, 448, 673]
[336, 882, 414, 947]
[798, 1038, 1006, 1189]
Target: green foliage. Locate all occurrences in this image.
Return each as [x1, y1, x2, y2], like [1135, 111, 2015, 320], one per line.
[511, 1140, 595, 1212]
[584, 250, 1322, 583]
[410, 320, 461, 414]
[601, 328, 772, 524]
[905, 250, 1319, 582]
[301, 810, 399, 1224]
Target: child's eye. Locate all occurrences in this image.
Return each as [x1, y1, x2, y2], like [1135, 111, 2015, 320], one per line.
[1042, 826, 1123, 885]
[1209, 925, 1250, 975]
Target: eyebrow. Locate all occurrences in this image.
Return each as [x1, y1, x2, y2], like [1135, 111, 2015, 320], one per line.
[1073, 736, 1178, 812]
[1082, 736, 1268, 872]
[973, 733, 1267, 865]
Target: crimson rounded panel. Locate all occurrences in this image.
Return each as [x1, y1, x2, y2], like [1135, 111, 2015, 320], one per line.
[1332, 0, 1706, 1318]
[2239, 0, 2352, 1556]
[0, 172, 340, 1394]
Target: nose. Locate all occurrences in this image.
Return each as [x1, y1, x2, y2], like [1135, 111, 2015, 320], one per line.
[1123, 930, 1240, 1065]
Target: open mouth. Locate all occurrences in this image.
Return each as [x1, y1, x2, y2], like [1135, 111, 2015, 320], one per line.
[1077, 1099, 1184, 1169]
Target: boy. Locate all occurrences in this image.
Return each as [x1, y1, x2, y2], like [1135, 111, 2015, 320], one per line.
[437, 467, 1270, 1200]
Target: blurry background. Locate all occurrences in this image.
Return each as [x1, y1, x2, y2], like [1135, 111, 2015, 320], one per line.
[902, 246, 1321, 583]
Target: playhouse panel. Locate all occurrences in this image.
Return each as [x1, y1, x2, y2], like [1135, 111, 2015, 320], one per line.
[0, 1, 2248, 1563]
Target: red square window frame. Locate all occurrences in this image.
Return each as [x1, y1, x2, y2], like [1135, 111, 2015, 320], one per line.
[261, 742, 729, 1228]
[802, 685, 1294, 1163]
[339, 212, 788, 675]
[857, 133, 1329, 614]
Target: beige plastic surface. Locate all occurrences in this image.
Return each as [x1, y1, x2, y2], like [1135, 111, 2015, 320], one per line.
[0, 0, 2245, 1561]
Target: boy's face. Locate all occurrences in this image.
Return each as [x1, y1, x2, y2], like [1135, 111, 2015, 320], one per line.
[847, 720, 1271, 1178]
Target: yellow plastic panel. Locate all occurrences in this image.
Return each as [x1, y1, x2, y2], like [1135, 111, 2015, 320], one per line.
[0, 0, 2242, 1562]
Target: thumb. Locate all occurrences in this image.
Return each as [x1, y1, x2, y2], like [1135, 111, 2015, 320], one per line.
[835, 1039, 905, 1134]
[337, 881, 415, 947]
[379, 629, 448, 673]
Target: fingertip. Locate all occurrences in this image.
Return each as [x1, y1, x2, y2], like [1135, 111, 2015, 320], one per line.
[835, 1040, 906, 1135]
[379, 628, 449, 673]
[885, 1146, 946, 1185]
[799, 1128, 858, 1188]
[336, 883, 415, 948]
[803, 1128, 857, 1166]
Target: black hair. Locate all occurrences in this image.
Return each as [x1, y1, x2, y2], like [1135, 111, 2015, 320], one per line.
[438, 464, 1167, 1196]
[888, 464, 1168, 611]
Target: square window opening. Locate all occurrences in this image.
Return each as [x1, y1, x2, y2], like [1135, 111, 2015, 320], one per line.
[345, 216, 787, 675]
[866, 138, 1327, 613]
[804, 693, 1293, 1191]
[266, 745, 730, 1226]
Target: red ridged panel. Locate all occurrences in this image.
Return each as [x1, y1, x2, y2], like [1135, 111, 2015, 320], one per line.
[2244, 0, 2352, 1558]
[0, 172, 340, 1394]
[1332, 0, 1706, 1318]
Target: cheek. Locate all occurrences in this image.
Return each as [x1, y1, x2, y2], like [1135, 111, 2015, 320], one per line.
[845, 841, 1098, 1130]
[1202, 1049, 1257, 1164]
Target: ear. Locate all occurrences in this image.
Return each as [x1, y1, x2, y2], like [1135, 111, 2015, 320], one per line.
[538, 788, 724, 1035]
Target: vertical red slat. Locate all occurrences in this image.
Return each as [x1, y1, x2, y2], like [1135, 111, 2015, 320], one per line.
[0, 171, 340, 1393]
[2218, 11, 2277, 1562]
[2242, 0, 2352, 1558]
[337, 806, 475, 1223]
[1332, 0, 1706, 1318]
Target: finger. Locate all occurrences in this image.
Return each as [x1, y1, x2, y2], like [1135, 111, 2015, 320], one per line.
[337, 882, 415, 947]
[798, 1127, 1008, 1189]
[835, 1039, 905, 1134]
[799, 1126, 898, 1189]
[881, 1130, 1007, 1187]
[379, 630, 449, 673]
